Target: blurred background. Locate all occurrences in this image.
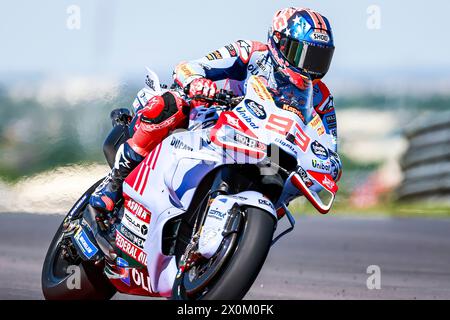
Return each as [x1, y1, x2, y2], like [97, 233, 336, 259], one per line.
[0, 0, 449, 215]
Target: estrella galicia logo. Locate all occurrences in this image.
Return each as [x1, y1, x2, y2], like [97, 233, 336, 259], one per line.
[310, 140, 329, 160]
[244, 99, 266, 119]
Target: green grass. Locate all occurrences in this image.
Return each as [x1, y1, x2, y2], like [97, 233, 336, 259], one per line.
[289, 198, 450, 218]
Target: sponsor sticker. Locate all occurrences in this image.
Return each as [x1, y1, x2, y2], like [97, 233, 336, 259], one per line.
[116, 257, 130, 286]
[275, 138, 298, 155]
[116, 231, 148, 266]
[124, 198, 151, 224]
[250, 78, 273, 101]
[207, 209, 227, 220]
[330, 128, 337, 138]
[74, 228, 98, 259]
[296, 166, 313, 187]
[244, 99, 266, 119]
[317, 96, 334, 114]
[224, 113, 242, 129]
[206, 50, 223, 60]
[225, 44, 237, 57]
[247, 64, 260, 76]
[256, 56, 268, 72]
[316, 126, 325, 136]
[170, 137, 194, 152]
[312, 159, 331, 171]
[235, 106, 260, 129]
[325, 114, 336, 123]
[311, 32, 330, 43]
[282, 104, 305, 123]
[131, 268, 152, 293]
[325, 113, 337, 130]
[122, 211, 149, 238]
[68, 194, 87, 220]
[309, 115, 325, 136]
[118, 224, 146, 248]
[230, 195, 248, 201]
[308, 171, 338, 193]
[322, 175, 335, 190]
[178, 63, 196, 78]
[311, 141, 329, 160]
[232, 131, 265, 150]
[236, 40, 251, 62]
[258, 198, 274, 209]
[145, 75, 155, 90]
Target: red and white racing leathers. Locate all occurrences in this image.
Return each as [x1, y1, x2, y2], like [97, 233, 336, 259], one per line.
[128, 39, 337, 160]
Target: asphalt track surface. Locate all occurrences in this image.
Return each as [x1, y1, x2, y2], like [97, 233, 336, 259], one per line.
[1, 213, 450, 300]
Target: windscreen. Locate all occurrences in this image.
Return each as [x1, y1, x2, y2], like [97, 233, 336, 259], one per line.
[270, 73, 315, 124]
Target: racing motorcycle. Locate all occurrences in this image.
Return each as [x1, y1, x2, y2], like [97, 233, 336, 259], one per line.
[42, 71, 339, 300]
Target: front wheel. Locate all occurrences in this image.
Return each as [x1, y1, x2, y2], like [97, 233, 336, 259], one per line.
[41, 180, 117, 300]
[172, 207, 276, 300]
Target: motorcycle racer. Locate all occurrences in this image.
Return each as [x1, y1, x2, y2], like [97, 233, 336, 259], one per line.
[90, 7, 342, 214]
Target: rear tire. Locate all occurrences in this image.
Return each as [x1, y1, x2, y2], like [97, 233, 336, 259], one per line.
[173, 206, 275, 300]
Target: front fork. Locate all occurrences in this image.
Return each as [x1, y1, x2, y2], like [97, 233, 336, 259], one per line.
[175, 167, 244, 276]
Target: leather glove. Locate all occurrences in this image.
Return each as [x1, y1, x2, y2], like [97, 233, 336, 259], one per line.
[188, 78, 217, 107]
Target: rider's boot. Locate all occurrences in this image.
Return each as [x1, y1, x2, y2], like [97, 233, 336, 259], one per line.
[89, 142, 144, 213]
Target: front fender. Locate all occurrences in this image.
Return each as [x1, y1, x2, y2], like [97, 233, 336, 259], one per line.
[198, 190, 277, 259]
[225, 191, 277, 219]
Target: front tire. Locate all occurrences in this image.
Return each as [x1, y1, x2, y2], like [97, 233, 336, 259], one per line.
[173, 207, 275, 300]
[41, 181, 117, 300]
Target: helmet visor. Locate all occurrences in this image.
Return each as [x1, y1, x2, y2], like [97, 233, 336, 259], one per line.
[278, 36, 334, 76]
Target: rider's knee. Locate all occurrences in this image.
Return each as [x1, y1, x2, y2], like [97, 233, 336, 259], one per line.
[140, 92, 186, 125]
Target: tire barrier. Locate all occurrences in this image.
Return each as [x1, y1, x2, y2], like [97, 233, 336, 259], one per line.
[398, 111, 450, 201]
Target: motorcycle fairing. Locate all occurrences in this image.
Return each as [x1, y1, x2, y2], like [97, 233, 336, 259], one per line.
[116, 75, 338, 296]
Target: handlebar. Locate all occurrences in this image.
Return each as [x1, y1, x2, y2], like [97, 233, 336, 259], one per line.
[184, 87, 243, 109]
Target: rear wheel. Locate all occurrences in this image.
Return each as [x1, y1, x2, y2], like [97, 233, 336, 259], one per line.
[41, 181, 117, 300]
[172, 206, 275, 300]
